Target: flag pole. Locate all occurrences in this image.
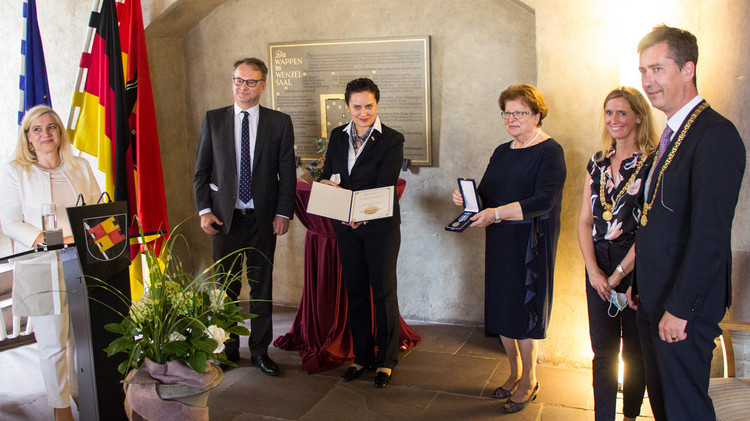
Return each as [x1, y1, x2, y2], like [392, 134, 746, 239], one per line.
[66, 0, 102, 133]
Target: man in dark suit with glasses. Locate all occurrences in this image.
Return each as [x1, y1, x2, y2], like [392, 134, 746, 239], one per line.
[194, 57, 296, 376]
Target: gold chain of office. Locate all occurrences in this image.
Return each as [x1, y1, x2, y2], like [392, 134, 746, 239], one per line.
[599, 153, 647, 221]
[640, 101, 709, 226]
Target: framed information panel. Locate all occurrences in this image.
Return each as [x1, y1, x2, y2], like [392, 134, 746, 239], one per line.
[269, 36, 432, 166]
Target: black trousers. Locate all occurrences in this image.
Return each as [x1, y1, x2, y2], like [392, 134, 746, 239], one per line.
[337, 225, 401, 369]
[636, 302, 723, 421]
[211, 210, 276, 358]
[586, 240, 646, 421]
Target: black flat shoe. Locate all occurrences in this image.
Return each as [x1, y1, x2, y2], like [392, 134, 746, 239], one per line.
[503, 382, 540, 413]
[251, 354, 280, 376]
[491, 380, 519, 399]
[374, 371, 391, 388]
[340, 366, 366, 381]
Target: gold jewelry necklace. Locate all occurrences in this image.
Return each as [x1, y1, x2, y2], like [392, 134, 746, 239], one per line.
[641, 101, 708, 226]
[599, 152, 647, 221]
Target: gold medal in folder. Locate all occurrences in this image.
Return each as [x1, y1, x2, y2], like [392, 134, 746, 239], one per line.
[307, 181, 394, 223]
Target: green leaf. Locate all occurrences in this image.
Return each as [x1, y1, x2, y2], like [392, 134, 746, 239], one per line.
[163, 340, 190, 355]
[227, 325, 250, 336]
[117, 359, 131, 375]
[187, 319, 204, 330]
[105, 337, 135, 356]
[104, 322, 129, 335]
[218, 358, 237, 367]
[192, 338, 218, 354]
[239, 312, 257, 320]
[189, 352, 207, 374]
[226, 314, 246, 324]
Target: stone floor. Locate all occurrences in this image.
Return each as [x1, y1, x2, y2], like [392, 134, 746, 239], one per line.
[0, 306, 654, 420]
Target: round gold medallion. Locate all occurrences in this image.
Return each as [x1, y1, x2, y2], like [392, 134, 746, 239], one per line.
[602, 210, 613, 221]
[640, 215, 648, 226]
[452, 222, 460, 227]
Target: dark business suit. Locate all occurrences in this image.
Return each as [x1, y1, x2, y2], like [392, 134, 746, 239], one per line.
[320, 122, 404, 369]
[634, 101, 745, 420]
[194, 104, 296, 357]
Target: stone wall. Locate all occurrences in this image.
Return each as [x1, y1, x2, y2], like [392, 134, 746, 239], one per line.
[0, 0, 747, 368]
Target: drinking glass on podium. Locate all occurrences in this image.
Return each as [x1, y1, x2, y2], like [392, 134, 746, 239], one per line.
[41, 203, 57, 230]
[41, 203, 63, 245]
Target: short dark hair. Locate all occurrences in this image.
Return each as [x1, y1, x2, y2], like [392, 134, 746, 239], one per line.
[498, 84, 547, 127]
[345, 78, 380, 104]
[233, 57, 268, 80]
[638, 24, 698, 85]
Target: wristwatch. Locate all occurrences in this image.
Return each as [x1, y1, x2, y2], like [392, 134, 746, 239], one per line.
[616, 264, 626, 276]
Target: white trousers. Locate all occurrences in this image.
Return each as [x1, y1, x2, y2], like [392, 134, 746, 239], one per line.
[30, 311, 77, 408]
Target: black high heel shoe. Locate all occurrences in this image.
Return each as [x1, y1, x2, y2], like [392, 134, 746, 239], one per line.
[502, 382, 539, 413]
[491, 380, 519, 399]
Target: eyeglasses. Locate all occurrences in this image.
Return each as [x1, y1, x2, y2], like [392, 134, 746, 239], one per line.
[232, 77, 265, 87]
[501, 111, 532, 120]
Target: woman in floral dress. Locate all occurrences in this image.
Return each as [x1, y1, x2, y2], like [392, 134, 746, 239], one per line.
[577, 87, 657, 421]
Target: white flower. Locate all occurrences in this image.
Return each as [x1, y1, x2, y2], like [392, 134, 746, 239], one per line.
[205, 325, 229, 353]
[169, 332, 186, 342]
[208, 289, 227, 310]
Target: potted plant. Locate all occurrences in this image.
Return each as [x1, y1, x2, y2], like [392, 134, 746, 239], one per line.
[101, 221, 254, 419]
[299, 137, 327, 183]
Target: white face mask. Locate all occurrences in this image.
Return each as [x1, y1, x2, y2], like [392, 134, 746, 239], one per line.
[607, 290, 629, 317]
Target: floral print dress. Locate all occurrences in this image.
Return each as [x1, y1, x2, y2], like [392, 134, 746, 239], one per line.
[586, 148, 653, 245]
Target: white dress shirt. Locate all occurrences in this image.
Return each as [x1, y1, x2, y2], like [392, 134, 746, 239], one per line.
[342, 115, 382, 174]
[234, 103, 259, 210]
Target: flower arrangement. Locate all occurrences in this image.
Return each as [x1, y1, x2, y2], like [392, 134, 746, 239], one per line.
[103, 222, 254, 375]
[301, 137, 328, 182]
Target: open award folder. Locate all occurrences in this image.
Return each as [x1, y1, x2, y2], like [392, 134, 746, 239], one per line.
[445, 178, 480, 232]
[307, 181, 394, 223]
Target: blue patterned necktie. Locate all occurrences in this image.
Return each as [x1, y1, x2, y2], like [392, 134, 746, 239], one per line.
[239, 111, 252, 203]
[655, 125, 674, 164]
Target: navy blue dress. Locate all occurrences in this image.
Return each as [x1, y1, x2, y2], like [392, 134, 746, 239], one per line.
[478, 138, 566, 339]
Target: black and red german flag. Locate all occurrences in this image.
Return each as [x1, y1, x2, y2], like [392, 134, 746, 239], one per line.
[69, 0, 169, 298]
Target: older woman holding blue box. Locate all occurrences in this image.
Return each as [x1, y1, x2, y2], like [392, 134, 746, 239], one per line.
[452, 84, 566, 414]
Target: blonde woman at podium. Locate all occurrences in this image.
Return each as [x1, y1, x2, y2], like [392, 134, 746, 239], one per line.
[0, 105, 100, 421]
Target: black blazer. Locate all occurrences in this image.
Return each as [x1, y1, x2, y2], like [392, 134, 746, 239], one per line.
[634, 102, 746, 321]
[319, 122, 405, 235]
[194, 105, 296, 237]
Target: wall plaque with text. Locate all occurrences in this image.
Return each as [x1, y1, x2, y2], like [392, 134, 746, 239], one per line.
[269, 36, 432, 166]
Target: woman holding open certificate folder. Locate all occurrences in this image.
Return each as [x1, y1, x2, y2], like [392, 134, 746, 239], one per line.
[318, 78, 405, 389]
[452, 84, 566, 413]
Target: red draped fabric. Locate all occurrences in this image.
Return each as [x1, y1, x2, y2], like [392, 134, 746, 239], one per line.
[274, 179, 421, 373]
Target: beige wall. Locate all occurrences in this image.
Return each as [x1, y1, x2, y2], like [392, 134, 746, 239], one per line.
[700, 0, 750, 324]
[525, 0, 702, 364]
[177, 0, 537, 324]
[0, 0, 748, 368]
